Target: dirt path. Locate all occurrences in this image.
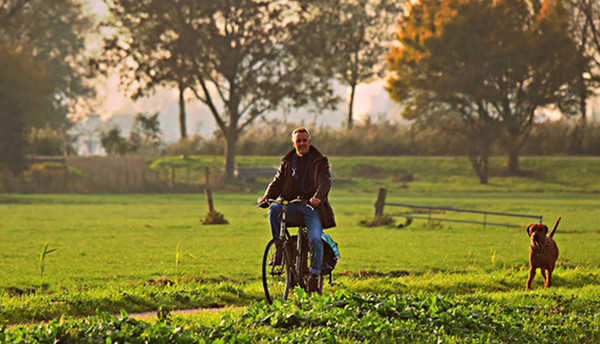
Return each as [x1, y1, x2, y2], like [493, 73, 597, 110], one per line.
[126, 306, 247, 321]
[6, 306, 247, 330]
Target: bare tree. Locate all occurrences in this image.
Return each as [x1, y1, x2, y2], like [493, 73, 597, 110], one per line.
[308, 0, 403, 130]
[98, 0, 338, 180]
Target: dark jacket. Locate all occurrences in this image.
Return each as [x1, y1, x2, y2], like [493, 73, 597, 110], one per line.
[263, 146, 336, 229]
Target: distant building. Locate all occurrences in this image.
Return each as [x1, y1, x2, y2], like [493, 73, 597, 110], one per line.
[70, 113, 106, 156]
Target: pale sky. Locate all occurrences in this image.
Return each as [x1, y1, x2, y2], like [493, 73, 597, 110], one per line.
[80, 0, 109, 17]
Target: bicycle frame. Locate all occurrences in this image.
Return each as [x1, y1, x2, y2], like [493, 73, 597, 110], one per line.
[260, 197, 321, 303]
[277, 199, 309, 290]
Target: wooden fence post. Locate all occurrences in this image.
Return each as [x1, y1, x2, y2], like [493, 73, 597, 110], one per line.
[62, 159, 69, 192]
[205, 188, 215, 212]
[201, 186, 228, 224]
[374, 188, 387, 215]
[205, 167, 210, 187]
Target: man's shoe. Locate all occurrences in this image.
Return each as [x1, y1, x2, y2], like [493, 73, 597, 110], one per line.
[269, 249, 283, 266]
[307, 273, 320, 295]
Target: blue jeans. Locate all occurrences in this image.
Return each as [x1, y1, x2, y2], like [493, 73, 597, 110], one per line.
[269, 203, 323, 275]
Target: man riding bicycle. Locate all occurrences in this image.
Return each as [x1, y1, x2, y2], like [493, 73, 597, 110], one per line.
[258, 127, 336, 294]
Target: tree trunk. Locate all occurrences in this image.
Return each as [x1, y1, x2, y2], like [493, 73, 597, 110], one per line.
[468, 153, 489, 184]
[0, 96, 26, 175]
[346, 84, 356, 130]
[506, 147, 520, 175]
[569, 119, 585, 154]
[223, 130, 238, 181]
[178, 84, 187, 139]
[569, 76, 587, 154]
[464, 128, 492, 184]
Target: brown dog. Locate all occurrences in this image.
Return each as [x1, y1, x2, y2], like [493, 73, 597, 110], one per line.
[526, 217, 561, 291]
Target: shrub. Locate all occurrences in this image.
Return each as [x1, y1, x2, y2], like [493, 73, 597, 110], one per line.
[201, 211, 228, 225]
[28, 125, 67, 156]
[359, 214, 396, 227]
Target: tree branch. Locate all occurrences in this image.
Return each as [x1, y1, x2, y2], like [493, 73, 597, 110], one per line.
[239, 110, 265, 133]
[0, 0, 31, 26]
[189, 57, 227, 135]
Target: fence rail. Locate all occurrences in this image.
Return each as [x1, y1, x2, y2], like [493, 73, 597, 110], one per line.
[374, 188, 542, 229]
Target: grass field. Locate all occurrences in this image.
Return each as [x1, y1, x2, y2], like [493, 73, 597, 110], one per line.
[2, 191, 599, 291]
[156, 155, 600, 193]
[1, 156, 600, 341]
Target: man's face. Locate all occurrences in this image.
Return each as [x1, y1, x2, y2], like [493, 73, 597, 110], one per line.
[292, 132, 311, 156]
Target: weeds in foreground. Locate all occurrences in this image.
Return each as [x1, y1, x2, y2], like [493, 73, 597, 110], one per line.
[2, 289, 599, 343]
[175, 241, 196, 278]
[3, 268, 600, 326]
[39, 241, 60, 290]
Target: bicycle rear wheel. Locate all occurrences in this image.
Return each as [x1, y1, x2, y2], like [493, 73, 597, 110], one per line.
[262, 238, 290, 304]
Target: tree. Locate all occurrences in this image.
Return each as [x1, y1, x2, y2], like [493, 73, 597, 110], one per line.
[386, 0, 584, 180]
[563, 0, 600, 153]
[312, 0, 404, 130]
[93, 12, 195, 141]
[129, 112, 163, 156]
[28, 125, 68, 156]
[100, 127, 129, 156]
[0, 0, 94, 172]
[0, 0, 95, 120]
[99, 113, 163, 157]
[99, 0, 338, 180]
[0, 43, 53, 173]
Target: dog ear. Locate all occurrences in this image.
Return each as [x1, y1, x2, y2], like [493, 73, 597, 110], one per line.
[526, 224, 533, 236]
[543, 225, 548, 236]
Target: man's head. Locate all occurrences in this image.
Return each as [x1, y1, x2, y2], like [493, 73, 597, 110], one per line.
[292, 127, 311, 156]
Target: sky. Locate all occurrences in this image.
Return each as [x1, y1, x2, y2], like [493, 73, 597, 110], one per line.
[78, 0, 400, 144]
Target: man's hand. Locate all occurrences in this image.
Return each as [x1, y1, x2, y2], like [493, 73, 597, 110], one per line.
[257, 196, 270, 208]
[310, 197, 321, 207]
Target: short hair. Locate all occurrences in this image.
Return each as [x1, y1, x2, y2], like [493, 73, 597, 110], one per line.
[292, 127, 311, 139]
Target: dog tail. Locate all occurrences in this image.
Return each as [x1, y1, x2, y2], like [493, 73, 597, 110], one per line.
[549, 216, 561, 238]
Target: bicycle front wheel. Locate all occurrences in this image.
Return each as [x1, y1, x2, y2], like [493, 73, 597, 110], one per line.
[262, 238, 290, 304]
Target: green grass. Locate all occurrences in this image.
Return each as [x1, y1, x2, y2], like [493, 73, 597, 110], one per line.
[156, 155, 600, 193]
[1, 190, 598, 291]
[1, 156, 600, 336]
[3, 284, 600, 342]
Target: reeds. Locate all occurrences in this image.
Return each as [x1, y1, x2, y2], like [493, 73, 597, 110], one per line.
[39, 240, 60, 289]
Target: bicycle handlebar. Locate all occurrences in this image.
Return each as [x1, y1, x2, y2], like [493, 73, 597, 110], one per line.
[256, 197, 313, 210]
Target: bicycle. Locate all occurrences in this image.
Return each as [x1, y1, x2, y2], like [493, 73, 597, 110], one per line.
[258, 198, 326, 304]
